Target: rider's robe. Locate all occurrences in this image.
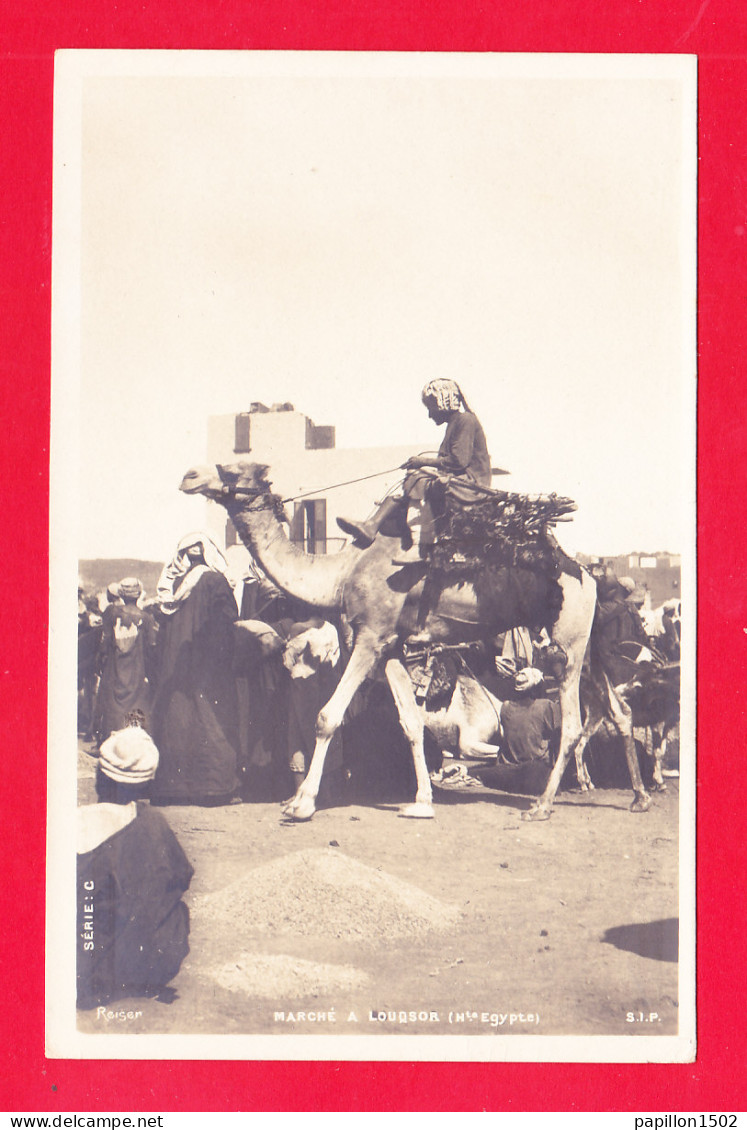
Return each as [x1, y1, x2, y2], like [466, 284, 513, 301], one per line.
[405, 409, 492, 502]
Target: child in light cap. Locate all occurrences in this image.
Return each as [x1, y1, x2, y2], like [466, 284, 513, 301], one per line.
[97, 709, 159, 798]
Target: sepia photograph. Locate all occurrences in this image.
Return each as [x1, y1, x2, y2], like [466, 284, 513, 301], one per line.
[47, 49, 696, 1062]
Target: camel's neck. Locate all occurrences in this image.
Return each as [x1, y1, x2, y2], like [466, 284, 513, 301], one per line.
[224, 497, 355, 611]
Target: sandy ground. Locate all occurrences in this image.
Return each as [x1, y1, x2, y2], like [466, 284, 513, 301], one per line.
[76, 743, 680, 1041]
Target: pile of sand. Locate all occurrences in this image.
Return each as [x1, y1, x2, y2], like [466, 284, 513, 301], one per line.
[195, 847, 461, 944]
[207, 953, 369, 998]
[77, 746, 97, 779]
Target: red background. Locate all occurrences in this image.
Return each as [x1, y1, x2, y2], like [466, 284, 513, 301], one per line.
[2, 0, 745, 1113]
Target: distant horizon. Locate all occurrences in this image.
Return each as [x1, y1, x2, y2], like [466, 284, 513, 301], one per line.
[77, 543, 681, 573]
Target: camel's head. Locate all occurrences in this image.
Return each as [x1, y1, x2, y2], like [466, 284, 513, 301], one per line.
[180, 461, 273, 502]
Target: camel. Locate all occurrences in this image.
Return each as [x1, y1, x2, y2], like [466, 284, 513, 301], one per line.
[241, 622, 504, 763]
[179, 461, 653, 821]
[575, 659, 680, 793]
[417, 664, 503, 763]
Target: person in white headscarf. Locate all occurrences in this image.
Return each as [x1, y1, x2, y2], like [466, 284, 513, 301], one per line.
[337, 380, 491, 564]
[150, 532, 242, 805]
[156, 532, 232, 613]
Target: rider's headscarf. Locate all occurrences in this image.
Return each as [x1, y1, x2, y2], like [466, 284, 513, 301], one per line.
[157, 532, 230, 614]
[421, 379, 468, 413]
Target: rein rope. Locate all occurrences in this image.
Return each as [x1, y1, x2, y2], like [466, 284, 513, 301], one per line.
[219, 464, 406, 511]
[280, 464, 406, 505]
[221, 452, 556, 511]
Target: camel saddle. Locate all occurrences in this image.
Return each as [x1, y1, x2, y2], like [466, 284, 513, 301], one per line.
[427, 487, 580, 583]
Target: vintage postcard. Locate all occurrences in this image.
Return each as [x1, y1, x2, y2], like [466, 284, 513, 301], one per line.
[47, 49, 696, 1062]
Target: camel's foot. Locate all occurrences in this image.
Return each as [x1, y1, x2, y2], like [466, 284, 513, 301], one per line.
[576, 779, 595, 792]
[522, 801, 553, 822]
[651, 780, 668, 793]
[630, 792, 653, 813]
[399, 802, 435, 819]
[281, 792, 317, 821]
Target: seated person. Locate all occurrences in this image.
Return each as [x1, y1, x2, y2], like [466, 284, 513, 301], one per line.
[337, 379, 491, 565]
[476, 633, 565, 795]
[76, 713, 194, 1010]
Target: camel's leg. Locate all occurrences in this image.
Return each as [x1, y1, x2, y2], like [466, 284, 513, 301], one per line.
[522, 572, 595, 822]
[568, 711, 601, 792]
[652, 731, 667, 791]
[522, 670, 585, 821]
[460, 740, 501, 758]
[573, 700, 604, 791]
[385, 658, 435, 819]
[651, 724, 671, 791]
[457, 702, 502, 760]
[639, 722, 666, 792]
[608, 684, 652, 813]
[282, 636, 380, 821]
[575, 747, 595, 790]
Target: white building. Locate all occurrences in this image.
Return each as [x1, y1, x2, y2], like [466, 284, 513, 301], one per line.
[205, 402, 414, 578]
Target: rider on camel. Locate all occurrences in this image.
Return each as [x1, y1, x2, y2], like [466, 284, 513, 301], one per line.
[337, 379, 492, 565]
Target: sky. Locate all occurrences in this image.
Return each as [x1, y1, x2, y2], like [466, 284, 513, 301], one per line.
[53, 52, 696, 563]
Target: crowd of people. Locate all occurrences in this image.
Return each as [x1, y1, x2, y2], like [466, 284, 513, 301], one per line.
[75, 379, 682, 1012]
[76, 531, 351, 1011]
[76, 546, 680, 1007]
[78, 533, 344, 808]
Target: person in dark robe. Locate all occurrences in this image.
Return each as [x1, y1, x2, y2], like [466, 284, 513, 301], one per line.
[76, 715, 193, 1010]
[233, 564, 325, 798]
[92, 577, 157, 745]
[595, 574, 651, 686]
[660, 602, 681, 662]
[150, 532, 241, 805]
[78, 583, 102, 740]
[336, 379, 491, 564]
